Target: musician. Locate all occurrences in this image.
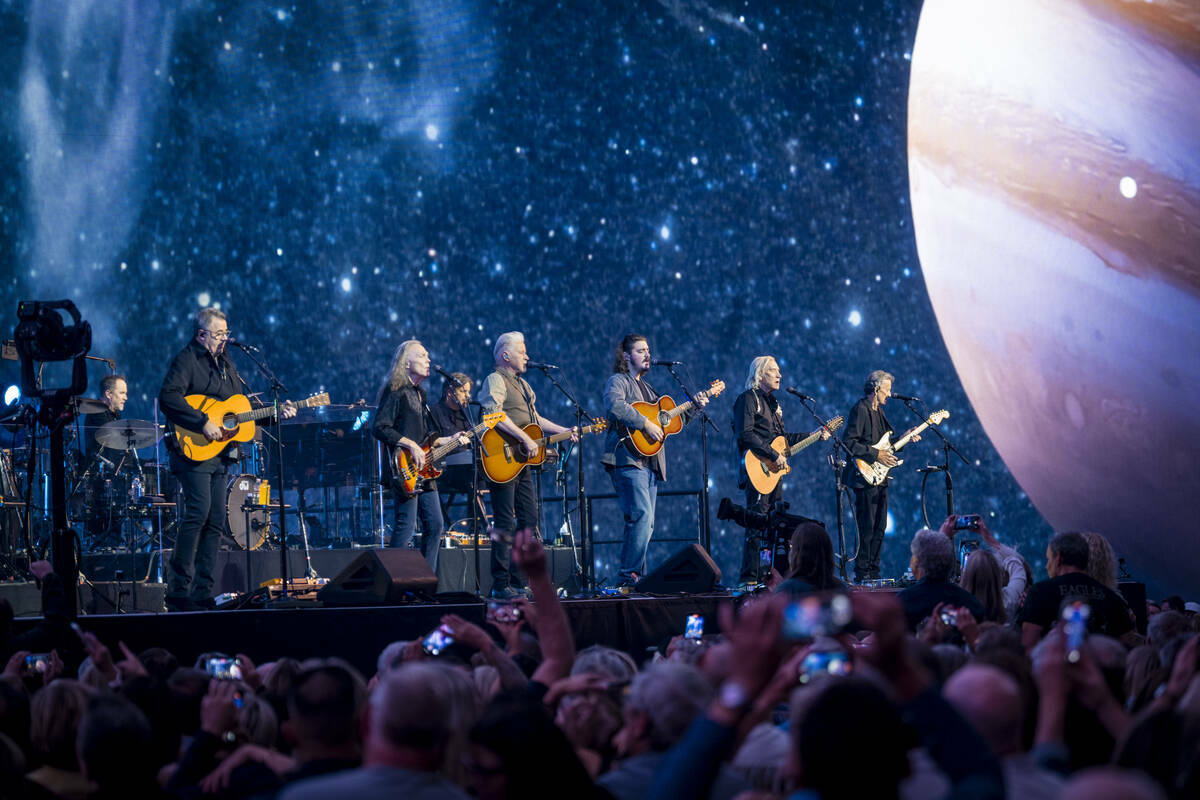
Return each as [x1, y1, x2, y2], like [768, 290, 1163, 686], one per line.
[732, 356, 827, 588]
[428, 372, 478, 525]
[477, 331, 577, 599]
[373, 341, 470, 572]
[81, 373, 127, 464]
[842, 369, 917, 583]
[158, 308, 296, 612]
[602, 334, 707, 587]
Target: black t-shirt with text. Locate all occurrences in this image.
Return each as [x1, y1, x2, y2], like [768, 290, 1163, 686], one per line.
[1016, 571, 1133, 637]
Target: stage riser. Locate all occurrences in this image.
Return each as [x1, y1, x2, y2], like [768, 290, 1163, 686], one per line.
[0, 581, 166, 617]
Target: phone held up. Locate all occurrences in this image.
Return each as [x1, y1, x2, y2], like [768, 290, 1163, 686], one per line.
[423, 624, 456, 656]
[205, 657, 243, 681]
[1062, 600, 1091, 663]
[953, 514, 981, 531]
[486, 600, 522, 624]
[684, 614, 704, 640]
[782, 592, 853, 640]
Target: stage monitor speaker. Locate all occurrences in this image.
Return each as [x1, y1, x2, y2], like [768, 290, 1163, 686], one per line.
[317, 549, 437, 606]
[1119, 581, 1148, 634]
[635, 544, 721, 595]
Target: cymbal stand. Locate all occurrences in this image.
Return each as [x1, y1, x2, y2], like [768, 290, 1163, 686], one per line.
[664, 364, 719, 551]
[152, 399, 165, 583]
[797, 397, 857, 582]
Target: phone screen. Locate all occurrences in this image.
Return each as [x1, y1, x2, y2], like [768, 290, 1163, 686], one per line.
[23, 654, 50, 676]
[799, 651, 853, 683]
[953, 515, 980, 531]
[205, 657, 243, 681]
[486, 601, 522, 623]
[684, 614, 704, 640]
[782, 593, 853, 640]
[1062, 601, 1091, 663]
[422, 625, 455, 656]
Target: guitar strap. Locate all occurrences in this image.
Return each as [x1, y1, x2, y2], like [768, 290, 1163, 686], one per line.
[518, 377, 539, 426]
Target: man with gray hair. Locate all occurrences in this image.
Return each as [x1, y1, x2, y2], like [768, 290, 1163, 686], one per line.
[599, 662, 749, 800]
[477, 330, 576, 598]
[280, 663, 469, 800]
[944, 664, 1064, 800]
[896, 528, 985, 631]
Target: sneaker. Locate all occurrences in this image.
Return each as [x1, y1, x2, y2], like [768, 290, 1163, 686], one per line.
[490, 587, 522, 600]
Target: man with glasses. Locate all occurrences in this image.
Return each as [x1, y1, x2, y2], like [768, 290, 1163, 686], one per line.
[158, 307, 295, 611]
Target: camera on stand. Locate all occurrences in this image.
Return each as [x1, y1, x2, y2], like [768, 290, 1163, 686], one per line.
[716, 497, 823, 582]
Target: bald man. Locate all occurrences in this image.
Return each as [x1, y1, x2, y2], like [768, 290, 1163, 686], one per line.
[943, 664, 1063, 800]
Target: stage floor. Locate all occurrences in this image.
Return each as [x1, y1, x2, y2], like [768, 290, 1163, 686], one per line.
[10, 593, 728, 677]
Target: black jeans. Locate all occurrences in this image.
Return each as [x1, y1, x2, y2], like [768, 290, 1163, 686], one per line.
[170, 467, 226, 602]
[486, 469, 539, 590]
[739, 483, 781, 584]
[852, 484, 889, 580]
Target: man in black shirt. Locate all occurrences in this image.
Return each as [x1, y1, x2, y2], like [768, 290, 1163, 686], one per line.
[1017, 531, 1137, 650]
[428, 372, 478, 528]
[843, 370, 917, 583]
[81, 373, 128, 464]
[78, 373, 128, 542]
[158, 308, 296, 611]
[731, 356, 826, 588]
[896, 528, 986, 631]
[373, 340, 469, 571]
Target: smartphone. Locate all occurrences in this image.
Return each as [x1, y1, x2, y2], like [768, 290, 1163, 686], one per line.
[957, 539, 980, 571]
[782, 593, 853, 640]
[486, 600, 522, 624]
[799, 650, 853, 684]
[939, 607, 959, 628]
[23, 653, 51, 676]
[953, 514, 981, 531]
[1062, 601, 1091, 663]
[422, 624, 455, 656]
[205, 657, 243, 681]
[684, 614, 704, 640]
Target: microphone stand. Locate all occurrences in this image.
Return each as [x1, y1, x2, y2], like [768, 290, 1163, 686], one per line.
[796, 398, 856, 582]
[664, 365, 717, 552]
[230, 344, 293, 603]
[531, 365, 596, 592]
[899, 398, 969, 519]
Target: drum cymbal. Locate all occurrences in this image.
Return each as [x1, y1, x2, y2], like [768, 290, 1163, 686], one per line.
[75, 398, 109, 415]
[94, 419, 162, 451]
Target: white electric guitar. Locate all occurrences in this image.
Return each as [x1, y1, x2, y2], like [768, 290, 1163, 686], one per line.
[854, 409, 949, 486]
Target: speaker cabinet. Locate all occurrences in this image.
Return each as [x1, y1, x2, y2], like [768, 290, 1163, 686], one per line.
[317, 549, 437, 606]
[635, 544, 721, 594]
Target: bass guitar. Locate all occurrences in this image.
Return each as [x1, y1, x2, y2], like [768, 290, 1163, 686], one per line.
[392, 412, 505, 497]
[853, 409, 950, 486]
[743, 415, 844, 494]
[480, 419, 610, 484]
[172, 392, 331, 462]
[627, 380, 726, 457]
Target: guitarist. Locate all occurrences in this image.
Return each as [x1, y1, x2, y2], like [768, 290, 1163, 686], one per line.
[842, 369, 917, 583]
[158, 308, 296, 612]
[732, 356, 827, 590]
[373, 340, 469, 572]
[601, 334, 708, 588]
[477, 331, 577, 599]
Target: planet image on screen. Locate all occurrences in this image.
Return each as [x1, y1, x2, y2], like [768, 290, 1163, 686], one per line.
[907, 0, 1200, 595]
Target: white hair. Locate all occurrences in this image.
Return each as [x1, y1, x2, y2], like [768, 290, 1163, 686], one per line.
[493, 331, 524, 364]
[744, 356, 777, 391]
[911, 528, 954, 581]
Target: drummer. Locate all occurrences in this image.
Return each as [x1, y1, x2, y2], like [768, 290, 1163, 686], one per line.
[82, 374, 128, 465]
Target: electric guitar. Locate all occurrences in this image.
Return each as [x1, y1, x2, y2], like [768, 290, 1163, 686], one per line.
[743, 415, 844, 494]
[853, 409, 950, 486]
[480, 419, 610, 484]
[172, 392, 331, 462]
[392, 412, 504, 497]
[627, 380, 726, 457]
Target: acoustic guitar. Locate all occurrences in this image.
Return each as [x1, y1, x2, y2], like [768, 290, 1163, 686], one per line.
[172, 392, 330, 462]
[853, 409, 950, 486]
[627, 379, 725, 457]
[743, 415, 844, 494]
[480, 419, 609, 484]
[392, 412, 504, 497]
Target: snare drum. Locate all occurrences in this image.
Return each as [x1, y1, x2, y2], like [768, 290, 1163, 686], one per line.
[226, 474, 269, 550]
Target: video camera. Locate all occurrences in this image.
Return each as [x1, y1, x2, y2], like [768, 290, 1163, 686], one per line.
[716, 497, 822, 535]
[13, 299, 91, 400]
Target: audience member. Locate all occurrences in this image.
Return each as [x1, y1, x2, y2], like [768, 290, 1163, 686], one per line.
[776, 523, 846, 595]
[1080, 531, 1120, 591]
[897, 526, 986, 631]
[958, 549, 1007, 623]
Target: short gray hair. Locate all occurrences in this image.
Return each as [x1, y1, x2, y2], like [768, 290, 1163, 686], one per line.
[911, 528, 953, 581]
[571, 645, 637, 682]
[627, 662, 712, 750]
[864, 370, 894, 395]
[194, 307, 226, 333]
[493, 331, 524, 364]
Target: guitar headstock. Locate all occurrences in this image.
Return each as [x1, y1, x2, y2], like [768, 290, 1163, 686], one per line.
[928, 410, 950, 426]
[588, 419, 610, 434]
[481, 412, 505, 429]
[826, 415, 845, 432]
[303, 392, 331, 408]
[704, 380, 726, 399]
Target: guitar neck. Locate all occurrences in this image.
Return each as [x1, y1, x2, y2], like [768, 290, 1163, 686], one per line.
[893, 422, 932, 452]
[428, 419, 490, 461]
[232, 396, 317, 425]
[664, 400, 694, 422]
[787, 429, 824, 457]
[543, 425, 598, 445]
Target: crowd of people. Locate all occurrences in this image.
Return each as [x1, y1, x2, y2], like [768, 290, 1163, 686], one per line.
[0, 519, 1198, 799]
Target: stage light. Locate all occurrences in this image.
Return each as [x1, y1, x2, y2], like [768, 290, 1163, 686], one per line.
[3, 385, 18, 406]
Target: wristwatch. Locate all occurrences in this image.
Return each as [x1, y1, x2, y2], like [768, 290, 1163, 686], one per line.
[716, 680, 753, 714]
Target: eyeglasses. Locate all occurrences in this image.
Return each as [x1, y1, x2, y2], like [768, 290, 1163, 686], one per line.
[202, 329, 231, 340]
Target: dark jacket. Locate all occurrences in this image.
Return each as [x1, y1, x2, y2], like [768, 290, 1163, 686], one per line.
[842, 396, 893, 489]
[732, 387, 804, 465]
[158, 340, 246, 470]
[897, 578, 988, 632]
[601, 371, 668, 480]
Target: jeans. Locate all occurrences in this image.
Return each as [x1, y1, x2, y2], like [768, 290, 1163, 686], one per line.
[486, 469, 539, 590]
[853, 484, 889, 580]
[169, 467, 226, 603]
[739, 482, 781, 584]
[611, 465, 658, 582]
[392, 488, 446, 572]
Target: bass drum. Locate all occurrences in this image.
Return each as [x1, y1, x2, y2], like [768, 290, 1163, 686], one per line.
[226, 474, 269, 550]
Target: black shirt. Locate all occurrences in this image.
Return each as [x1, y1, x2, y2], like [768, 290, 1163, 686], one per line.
[373, 383, 437, 450]
[158, 339, 246, 470]
[732, 388, 804, 462]
[897, 578, 988, 632]
[842, 396, 894, 489]
[1016, 571, 1133, 638]
[429, 399, 470, 440]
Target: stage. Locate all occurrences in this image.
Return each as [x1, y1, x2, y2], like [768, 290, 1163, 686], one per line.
[9, 593, 728, 678]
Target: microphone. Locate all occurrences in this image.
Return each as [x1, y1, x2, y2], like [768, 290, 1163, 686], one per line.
[227, 338, 260, 353]
[526, 360, 559, 370]
[892, 393, 920, 402]
[651, 359, 684, 366]
[433, 364, 464, 387]
[785, 387, 813, 401]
